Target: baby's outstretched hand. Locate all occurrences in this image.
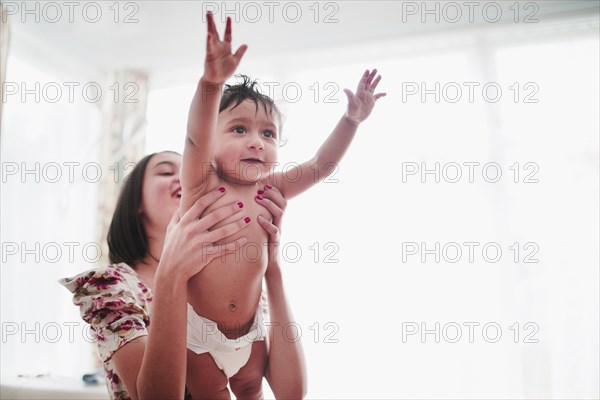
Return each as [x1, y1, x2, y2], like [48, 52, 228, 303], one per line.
[203, 11, 247, 84]
[344, 69, 386, 125]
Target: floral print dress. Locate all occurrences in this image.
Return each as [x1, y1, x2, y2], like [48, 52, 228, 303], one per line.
[60, 263, 155, 400]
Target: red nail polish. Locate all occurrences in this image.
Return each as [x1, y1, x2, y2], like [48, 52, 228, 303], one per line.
[265, 184, 273, 190]
[257, 190, 265, 195]
[237, 202, 243, 208]
[256, 195, 263, 201]
[218, 187, 225, 193]
[244, 217, 251, 224]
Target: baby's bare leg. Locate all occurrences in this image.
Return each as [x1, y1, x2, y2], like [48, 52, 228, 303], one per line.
[229, 340, 268, 399]
[186, 349, 230, 399]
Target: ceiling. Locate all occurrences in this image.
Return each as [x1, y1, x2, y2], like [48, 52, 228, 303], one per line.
[6, 1, 599, 86]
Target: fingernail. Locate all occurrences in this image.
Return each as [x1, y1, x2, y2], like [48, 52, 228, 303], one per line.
[257, 190, 265, 195]
[218, 187, 225, 193]
[237, 202, 244, 208]
[244, 217, 251, 224]
[265, 184, 273, 190]
[256, 195, 263, 201]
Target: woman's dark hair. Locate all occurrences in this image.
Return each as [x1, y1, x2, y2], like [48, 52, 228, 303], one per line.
[220, 75, 284, 136]
[107, 152, 158, 267]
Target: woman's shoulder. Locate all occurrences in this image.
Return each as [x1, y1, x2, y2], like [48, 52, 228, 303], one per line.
[60, 263, 138, 290]
[60, 263, 152, 365]
[59, 262, 152, 332]
[59, 263, 151, 305]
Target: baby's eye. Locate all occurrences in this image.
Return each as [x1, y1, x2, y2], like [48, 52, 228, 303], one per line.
[233, 126, 246, 134]
[262, 130, 276, 139]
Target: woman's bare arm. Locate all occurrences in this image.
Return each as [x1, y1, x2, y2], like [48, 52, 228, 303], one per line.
[256, 186, 308, 398]
[112, 189, 250, 399]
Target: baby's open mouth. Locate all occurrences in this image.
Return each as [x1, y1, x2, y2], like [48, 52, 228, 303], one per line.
[241, 158, 264, 164]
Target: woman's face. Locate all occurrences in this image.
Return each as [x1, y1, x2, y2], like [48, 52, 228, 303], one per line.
[140, 152, 182, 234]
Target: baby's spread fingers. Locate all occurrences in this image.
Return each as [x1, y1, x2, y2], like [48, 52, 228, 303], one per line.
[366, 69, 377, 87]
[224, 16, 232, 43]
[370, 75, 382, 91]
[343, 88, 357, 106]
[206, 32, 216, 57]
[357, 69, 369, 92]
[206, 11, 220, 41]
[233, 44, 248, 64]
[206, 11, 214, 35]
[204, 216, 251, 243]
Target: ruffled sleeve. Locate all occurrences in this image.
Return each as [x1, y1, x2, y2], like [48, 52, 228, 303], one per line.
[59, 263, 152, 362]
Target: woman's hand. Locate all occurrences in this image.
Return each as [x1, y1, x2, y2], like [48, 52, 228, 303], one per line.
[159, 187, 250, 281]
[255, 184, 287, 267]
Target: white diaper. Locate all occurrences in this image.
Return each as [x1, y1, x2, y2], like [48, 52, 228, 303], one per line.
[186, 298, 267, 378]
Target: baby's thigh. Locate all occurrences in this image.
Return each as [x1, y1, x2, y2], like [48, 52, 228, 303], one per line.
[186, 349, 230, 400]
[229, 340, 268, 399]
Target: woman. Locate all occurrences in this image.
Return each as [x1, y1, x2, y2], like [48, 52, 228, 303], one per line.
[60, 151, 306, 399]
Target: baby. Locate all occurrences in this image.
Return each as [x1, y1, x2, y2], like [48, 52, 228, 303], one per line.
[181, 12, 385, 398]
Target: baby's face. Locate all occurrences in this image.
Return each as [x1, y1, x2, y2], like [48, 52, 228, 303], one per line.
[214, 99, 279, 184]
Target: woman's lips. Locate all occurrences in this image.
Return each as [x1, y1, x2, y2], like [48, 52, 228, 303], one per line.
[172, 187, 182, 198]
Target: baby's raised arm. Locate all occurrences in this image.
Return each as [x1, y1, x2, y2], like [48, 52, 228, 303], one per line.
[181, 12, 247, 212]
[273, 69, 386, 199]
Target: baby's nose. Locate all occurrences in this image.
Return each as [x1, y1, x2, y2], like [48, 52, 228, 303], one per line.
[247, 135, 264, 149]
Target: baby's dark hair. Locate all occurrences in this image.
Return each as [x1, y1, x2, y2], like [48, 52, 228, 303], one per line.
[219, 75, 284, 138]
